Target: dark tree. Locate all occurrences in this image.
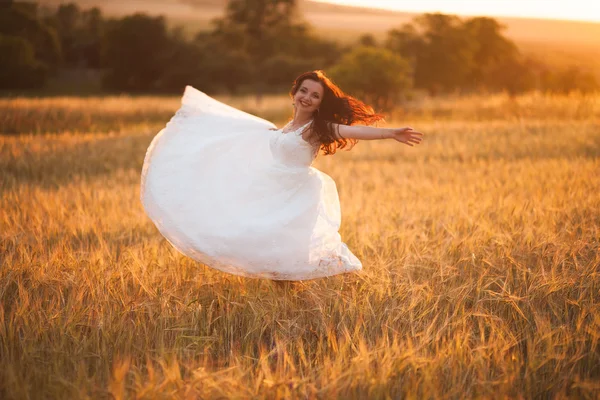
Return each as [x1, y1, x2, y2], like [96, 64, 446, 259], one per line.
[0, 1, 61, 89]
[385, 13, 532, 95]
[463, 17, 519, 91]
[0, 35, 48, 89]
[80, 7, 104, 68]
[412, 13, 475, 95]
[101, 14, 172, 91]
[0, 1, 62, 70]
[210, 0, 338, 95]
[43, 3, 105, 68]
[358, 34, 378, 47]
[385, 22, 423, 62]
[330, 46, 413, 111]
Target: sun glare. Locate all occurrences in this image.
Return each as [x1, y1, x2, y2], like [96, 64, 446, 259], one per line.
[317, 0, 600, 23]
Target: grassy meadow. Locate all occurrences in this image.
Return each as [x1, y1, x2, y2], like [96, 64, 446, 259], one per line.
[1, 91, 600, 399]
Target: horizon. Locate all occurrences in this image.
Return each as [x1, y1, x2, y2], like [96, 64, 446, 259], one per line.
[315, 0, 600, 24]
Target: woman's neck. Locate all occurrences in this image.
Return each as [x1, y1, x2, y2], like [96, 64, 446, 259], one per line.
[292, 110, 313, 125]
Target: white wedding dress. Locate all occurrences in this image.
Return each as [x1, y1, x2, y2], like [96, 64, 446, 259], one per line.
[140, 86, 362, 280]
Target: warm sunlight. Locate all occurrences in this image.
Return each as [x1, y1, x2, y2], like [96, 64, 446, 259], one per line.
[3, 1, 600, 398]
[316, 0, 600, 23]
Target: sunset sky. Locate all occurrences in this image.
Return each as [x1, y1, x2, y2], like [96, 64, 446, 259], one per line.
[317, 0, 600, 23]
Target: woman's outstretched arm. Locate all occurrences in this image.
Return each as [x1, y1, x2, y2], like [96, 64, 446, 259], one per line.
[330, 123, 424, 147]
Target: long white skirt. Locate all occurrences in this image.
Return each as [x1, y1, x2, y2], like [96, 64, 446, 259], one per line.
[140, 86, 362, 280]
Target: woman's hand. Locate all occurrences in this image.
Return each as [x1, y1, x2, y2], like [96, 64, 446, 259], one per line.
[388, 127, 424, 146]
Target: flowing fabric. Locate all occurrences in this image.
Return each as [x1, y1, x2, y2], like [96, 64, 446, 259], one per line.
[140, 85, 362, 280]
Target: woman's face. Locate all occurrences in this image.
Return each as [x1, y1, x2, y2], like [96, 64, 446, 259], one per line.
[294, 79, 324, 114]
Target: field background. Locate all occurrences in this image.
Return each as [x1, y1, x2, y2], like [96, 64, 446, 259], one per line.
[35, 0, 600, 81]
[1, 91, 599, 398]
[3, 1, 600, 398]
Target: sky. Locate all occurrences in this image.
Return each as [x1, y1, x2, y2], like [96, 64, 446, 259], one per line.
[316, 0, 600, 23]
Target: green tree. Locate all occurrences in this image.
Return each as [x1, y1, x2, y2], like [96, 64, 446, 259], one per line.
[0, 1, 61, 89]
[101, 14, 172, 91]
[262, 54, 316, 88]
[412, 13, 475, 95]
[0, 34, 48, 89]
[155, 29, 205, 93]
[0, 1, 62, 70]
[44, 3, 105, 68]
[270, 23, 340, 67]
[80, 7, 104, 68]
[463, 17, 519, 91]
[329, 46, 412, 111]
[485, 55, 538, 96]
[192, 31, 253, 93]
[214, 0, 298, 58]
[54, 3, 80, 65]
[210, 0, 337, 95]
[386, 13, 527, 95]
[385, 22, 423, 64]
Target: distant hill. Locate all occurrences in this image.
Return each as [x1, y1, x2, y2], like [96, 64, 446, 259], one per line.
[37, 0, 600, 75]
[37, 0, 600, 44]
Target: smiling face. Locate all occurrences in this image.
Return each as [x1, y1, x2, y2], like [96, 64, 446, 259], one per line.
[293, 79, 324, 114]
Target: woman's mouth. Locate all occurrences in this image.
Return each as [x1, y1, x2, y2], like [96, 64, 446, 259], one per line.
[300, 100, 310, 107]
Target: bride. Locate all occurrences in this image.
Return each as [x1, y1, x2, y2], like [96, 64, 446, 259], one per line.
[140, 70, 423, 281]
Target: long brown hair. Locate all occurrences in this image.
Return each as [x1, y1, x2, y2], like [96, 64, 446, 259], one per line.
[290, 70, 385, 155]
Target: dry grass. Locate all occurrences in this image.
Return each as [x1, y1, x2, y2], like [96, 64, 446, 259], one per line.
[1, 92, 599, 399]
[0, 93, 290, 135]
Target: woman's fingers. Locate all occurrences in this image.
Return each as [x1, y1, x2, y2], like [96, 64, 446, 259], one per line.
[410, 132, 423, 141]
[394, 127, 424, 146]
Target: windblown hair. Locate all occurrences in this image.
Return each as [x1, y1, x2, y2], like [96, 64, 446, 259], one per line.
[290, 70, 385, 155]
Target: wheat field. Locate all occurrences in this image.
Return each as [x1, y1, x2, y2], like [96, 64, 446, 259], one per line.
[1, 92, 599, 399]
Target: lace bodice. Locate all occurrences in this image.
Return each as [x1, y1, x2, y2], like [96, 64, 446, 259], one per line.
[269, 120, 317, 169]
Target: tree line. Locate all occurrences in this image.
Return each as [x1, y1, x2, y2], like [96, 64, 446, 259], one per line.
[1, 0, 598, 105]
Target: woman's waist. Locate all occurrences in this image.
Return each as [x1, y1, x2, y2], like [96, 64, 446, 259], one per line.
[269, 158, 312, 172]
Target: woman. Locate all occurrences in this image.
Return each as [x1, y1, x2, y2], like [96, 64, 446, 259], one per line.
[140, 70, 423, 281]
